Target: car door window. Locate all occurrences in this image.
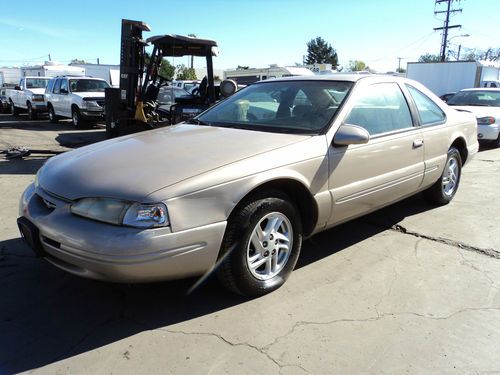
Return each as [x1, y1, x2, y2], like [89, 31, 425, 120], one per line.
[53, 79, 61, 94]
[406, 85, 445, 125]
[344, 83, 413, 135]
[60, 79, 68, 94]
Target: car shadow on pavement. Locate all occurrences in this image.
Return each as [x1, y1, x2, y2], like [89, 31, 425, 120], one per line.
[0, 194, 435, 374]
[55, 130, 107, 148]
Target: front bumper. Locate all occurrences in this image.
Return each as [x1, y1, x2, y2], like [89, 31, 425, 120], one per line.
[18, 183, 227, 283]
[32, 102, 47, 112]
[80, 108, 105, 120]
[477, 123, 500, 141]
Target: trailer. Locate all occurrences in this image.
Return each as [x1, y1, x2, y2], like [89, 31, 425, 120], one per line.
[223, 65, 314, 85]
[406, 61, 500, 97]
[21, 62, 85, 78]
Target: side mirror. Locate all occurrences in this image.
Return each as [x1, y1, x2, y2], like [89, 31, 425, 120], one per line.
[15, 85, 21, 90]
[333, 124, 370, 146]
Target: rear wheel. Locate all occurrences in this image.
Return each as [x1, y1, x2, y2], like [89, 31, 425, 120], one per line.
[10, 101, 19, 116]
[48, 105, 58, 123]
[217, 192, 303, 296]
[424, 147, 462, 205]
[494, 133, 500, 148]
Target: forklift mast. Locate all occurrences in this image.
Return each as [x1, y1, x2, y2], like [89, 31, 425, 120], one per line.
[119, 19, 150, 110]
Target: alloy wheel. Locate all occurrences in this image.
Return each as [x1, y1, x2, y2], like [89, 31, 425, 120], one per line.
[246, 212, 293, 280]
[442, 157, 459, 197]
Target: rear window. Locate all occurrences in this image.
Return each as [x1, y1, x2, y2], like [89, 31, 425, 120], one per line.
[447, 90, 500, 107]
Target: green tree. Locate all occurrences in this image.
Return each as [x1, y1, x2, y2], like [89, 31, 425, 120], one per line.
[418, 53, 442, 63]
[305, 37, 338, 68]
[396, 67, 406, 73]
[70, 59, 86, 64]
[144, 53, 175, 80]
[176, 64, 197, 80]
[348, 60, 368, 71]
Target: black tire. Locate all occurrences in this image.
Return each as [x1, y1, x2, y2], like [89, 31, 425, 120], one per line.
[424, 147, 462, 205]
[10, 100, 19, 116]
[217, 192, 303, 296]
[47, 104, 58, 123]
[27, 102, 37, 120]
[494, 133, 500, 148]
[71, 107, 85, 128]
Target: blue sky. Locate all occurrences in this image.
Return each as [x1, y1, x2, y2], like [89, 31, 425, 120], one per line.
[0, 0, 499, 72]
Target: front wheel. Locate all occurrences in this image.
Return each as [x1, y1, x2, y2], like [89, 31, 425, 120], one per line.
[27, 102, 37, 120]
[72, 107, 85, 128]
[424, 147, 462, 205]
[217, 193, 303, 296]
[48, 105, 58, 123]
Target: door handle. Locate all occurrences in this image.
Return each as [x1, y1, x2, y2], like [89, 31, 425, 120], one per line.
[413, 139, 424, 148]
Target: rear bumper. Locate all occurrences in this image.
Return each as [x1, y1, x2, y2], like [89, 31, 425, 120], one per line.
[477, 123, 500, 141]
[18, 183, 227, 283]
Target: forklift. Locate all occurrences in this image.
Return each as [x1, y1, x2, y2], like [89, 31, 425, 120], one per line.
[105, 19, 237, 138]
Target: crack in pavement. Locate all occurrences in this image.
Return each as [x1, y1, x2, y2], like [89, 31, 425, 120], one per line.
[156, 327, 310, 374]
[389, 224, 500, 260]
[260, 306, 500, 355]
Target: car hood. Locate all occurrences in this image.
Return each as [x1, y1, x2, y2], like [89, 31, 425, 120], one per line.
[39, 124, 311, 201]
[71, 92, 106, 99]
[29, 88, 47, 95]
[451, 105, 500, 118]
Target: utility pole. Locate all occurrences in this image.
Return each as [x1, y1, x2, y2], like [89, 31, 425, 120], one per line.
[397, 57, 402, 72]
[433, 0, 462, 62]
[48, 54, 51, 61]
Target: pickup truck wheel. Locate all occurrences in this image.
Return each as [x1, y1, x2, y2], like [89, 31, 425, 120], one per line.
[72, 107, 85, 128]
[48, 105, 58, 123]
[10, 101, 19, 116]
[424, 147, 462, 205]
[217, 192, 302, 296]
[27, 102, 37, 120]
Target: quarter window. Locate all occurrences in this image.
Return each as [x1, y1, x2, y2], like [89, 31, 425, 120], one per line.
[406, 85, 445, 125]
[344, 83, 413, 135]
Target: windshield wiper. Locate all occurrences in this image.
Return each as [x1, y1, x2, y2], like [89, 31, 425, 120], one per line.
[186, 118, 210, 126]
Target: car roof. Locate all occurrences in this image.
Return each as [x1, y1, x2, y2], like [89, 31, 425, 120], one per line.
[459, 87, 500, 92]
[253, 74, 411, 84]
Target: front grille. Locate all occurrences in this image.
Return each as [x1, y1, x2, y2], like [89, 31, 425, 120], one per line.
[84, 97, 105, 107]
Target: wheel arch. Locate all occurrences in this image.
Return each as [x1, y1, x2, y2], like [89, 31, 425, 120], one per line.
[450, 137, 468, 165]
[229, 178, 319, 237]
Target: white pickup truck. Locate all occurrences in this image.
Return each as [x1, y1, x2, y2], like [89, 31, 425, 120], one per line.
[7, 77, 50, 119]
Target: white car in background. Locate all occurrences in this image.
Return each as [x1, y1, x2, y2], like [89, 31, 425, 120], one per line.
[6, 77, 50, 119]
[447, 88, 500, 147]
[45, 76, 109, 127]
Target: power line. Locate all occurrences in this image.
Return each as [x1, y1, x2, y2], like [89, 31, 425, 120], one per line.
[433, 0, 463, 61]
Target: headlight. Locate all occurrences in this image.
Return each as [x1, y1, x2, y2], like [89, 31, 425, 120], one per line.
[123, 203, 169, 228]
[83, 100, 99, 108]
[32, 94, 44, 102]
[71, 198, 169, 228]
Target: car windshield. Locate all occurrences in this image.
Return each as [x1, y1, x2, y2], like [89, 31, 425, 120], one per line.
[447, 90, 500, 107]
[196, 80, 353, 134]
[25, 78, 50, 89]
[69, 79, 110, 92]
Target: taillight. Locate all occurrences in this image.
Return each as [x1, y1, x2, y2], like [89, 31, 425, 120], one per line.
[477, 116, 496, 125]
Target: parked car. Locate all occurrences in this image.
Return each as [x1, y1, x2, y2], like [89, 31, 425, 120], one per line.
[0, 87, 10, 113]
[156, 86, 192, 122]
[18, 75, 478, 296]
[171, 80, 200, 93]
[447, 88, 500, 147]
[6, 77, 50, 119]
[45, 76, 110, 127]
[439, 92, 456, 103]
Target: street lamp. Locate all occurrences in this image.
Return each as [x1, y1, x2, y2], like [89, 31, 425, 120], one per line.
[447, 34, 470, 61]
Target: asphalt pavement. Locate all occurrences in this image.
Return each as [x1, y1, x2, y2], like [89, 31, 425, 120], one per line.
[1, 113, 500, 374]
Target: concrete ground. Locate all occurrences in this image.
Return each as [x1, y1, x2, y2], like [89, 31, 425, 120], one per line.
[1, 113, 500, 374]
